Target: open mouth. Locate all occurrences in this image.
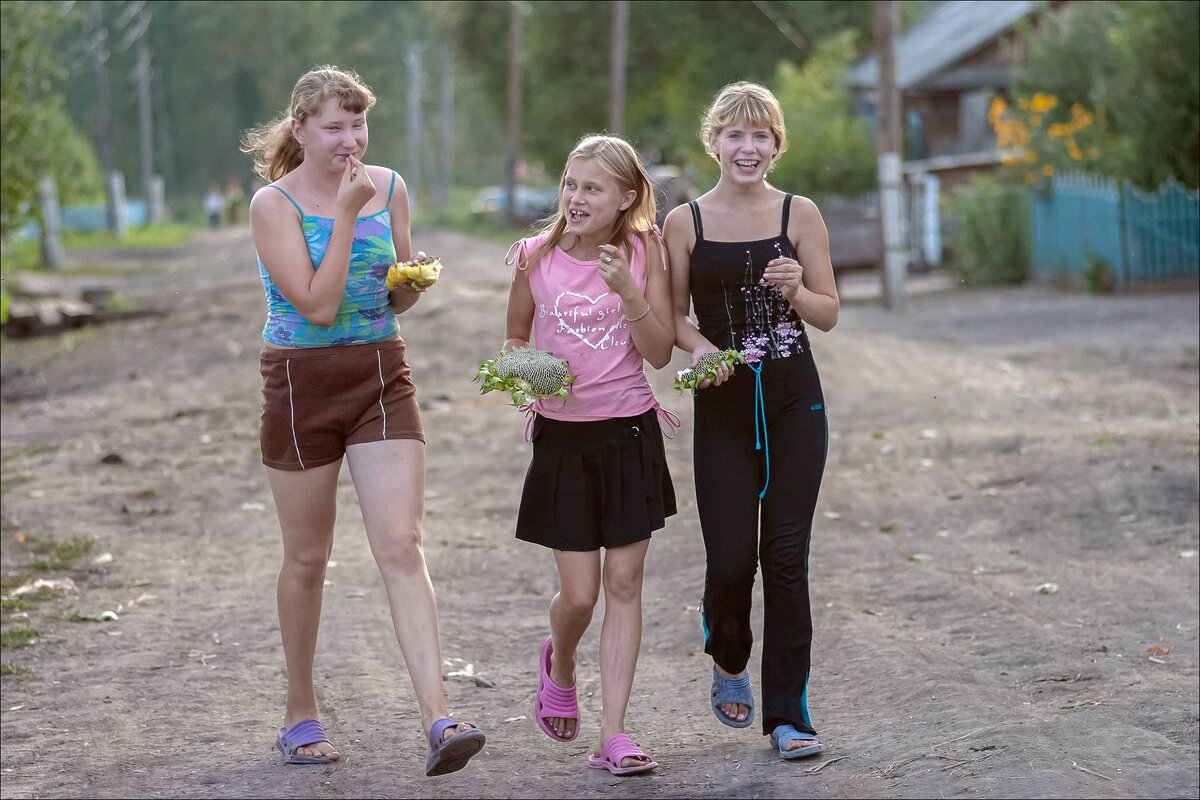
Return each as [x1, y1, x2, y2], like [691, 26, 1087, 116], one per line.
[568, 209, 588, 223]
[734, 160, 760, 170]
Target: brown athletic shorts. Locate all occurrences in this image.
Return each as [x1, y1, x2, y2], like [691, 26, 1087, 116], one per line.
[259, 338, 424, 471]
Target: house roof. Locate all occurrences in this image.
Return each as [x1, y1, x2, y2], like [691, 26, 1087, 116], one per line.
[846, 0, 1038, 91]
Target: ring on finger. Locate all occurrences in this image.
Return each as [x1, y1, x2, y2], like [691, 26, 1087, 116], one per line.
[601, 254, 613, 264]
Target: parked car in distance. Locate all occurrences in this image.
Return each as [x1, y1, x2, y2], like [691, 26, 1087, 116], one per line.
[471, 186, 559, 225]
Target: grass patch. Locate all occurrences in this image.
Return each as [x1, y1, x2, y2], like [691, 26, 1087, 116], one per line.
[1, 223, 201, 273]
[2, 596, 32, 611]
[0, 628, 39, 648]
[1, 661, 32, 676]
[24, 534, 94, 571]
[0, 573, 33, 593]
[1, 444, 61, 464]
[61, 224, 199, 250]
[2, 587, 60, 610]
[0, 474, 33, 495]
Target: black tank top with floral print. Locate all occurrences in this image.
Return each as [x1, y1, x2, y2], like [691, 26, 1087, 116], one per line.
[687, 195, 809, 363]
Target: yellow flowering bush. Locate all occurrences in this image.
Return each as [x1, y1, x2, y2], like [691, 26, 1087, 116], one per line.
[989, 93, 1107, 185]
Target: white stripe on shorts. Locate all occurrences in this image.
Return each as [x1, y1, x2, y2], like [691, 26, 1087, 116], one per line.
[285, 359, 306, 470]
[376, 350, 388, 439]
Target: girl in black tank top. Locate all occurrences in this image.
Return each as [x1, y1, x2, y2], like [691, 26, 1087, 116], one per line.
[687, 194, 811, 361]
[665, 81, 839, 762]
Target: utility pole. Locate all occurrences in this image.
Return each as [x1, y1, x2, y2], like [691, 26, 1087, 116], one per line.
[406, 42, 425, 211]
[608, 0, 629, 134]
[874, 0, 906, 311]
[152, 63, 176, 212]
[132, 2, 163, 224]
[38, 177, 66, 269]
[504, 1, 526, 228]
[88, 1, 120, 236]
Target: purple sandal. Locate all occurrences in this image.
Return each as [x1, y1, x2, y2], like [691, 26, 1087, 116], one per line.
[275, 718, 338, 765]
[535, 635, 580, 742]
[425, 718, 486, 777]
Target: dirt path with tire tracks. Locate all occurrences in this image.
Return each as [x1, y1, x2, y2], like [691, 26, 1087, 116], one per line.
[1, 225, 1196, 799]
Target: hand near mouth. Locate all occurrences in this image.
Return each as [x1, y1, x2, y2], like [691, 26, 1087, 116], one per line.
[337, 155, 376, 215]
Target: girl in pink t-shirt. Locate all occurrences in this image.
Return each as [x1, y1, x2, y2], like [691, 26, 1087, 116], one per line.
[501, 135, 676, 776]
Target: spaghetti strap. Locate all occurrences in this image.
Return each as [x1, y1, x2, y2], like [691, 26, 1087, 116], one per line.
[780, 193, 794, 236]
[267, 184, 305, 217]
[688, 201, 704, 240]
[387, 170, 397, 205]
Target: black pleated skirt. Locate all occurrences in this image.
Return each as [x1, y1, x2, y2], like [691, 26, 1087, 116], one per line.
[515, 407, 677, 552]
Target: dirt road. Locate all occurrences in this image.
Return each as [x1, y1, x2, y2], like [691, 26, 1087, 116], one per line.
[1, 225, 1196, 799]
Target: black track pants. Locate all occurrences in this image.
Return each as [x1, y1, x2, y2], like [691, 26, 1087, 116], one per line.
[693, 350, 827, 736]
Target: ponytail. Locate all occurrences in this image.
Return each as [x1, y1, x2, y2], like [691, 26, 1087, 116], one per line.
[240, 115, 304, 183]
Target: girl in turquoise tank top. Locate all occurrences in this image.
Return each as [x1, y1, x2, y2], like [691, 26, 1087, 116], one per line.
[257, 170, 400, 347]
[241, 65, 485, 776]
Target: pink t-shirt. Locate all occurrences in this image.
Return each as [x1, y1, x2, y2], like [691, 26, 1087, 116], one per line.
[514, 233, 658, 422]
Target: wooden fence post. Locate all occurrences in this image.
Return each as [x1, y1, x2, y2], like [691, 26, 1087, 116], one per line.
[38, 176, 66, 270]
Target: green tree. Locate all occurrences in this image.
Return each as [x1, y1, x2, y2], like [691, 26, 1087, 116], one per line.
[1, 0, 100, 244]
[456, 1, 874, 175]
[1107, 0, 1199, 188]
[1012, 0, 1199, 189]
[40, 0, 886, 215]
[770, 30, 876, 198]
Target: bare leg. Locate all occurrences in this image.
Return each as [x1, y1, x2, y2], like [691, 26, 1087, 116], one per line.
[345, 439, 469, 745]
[596, 539, 651, 768]
[267, 460, 343, 761]
[545, 549, 601, 740]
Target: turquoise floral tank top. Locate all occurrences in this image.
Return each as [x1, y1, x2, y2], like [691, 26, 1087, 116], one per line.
[257, 171, 400, 347]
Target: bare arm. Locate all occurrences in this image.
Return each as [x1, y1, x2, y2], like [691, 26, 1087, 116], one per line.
[663, 206, 707, 355]
[664, 204, 731, 388]
[763, 195, 839, 332]
[597, 234, 674, 369]
[251, 156, 376, 327]
[386, 171, 422, 315]
[502, 258, 535, 352]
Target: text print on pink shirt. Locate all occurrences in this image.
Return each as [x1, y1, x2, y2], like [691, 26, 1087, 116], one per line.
[539, 290, 631, 350]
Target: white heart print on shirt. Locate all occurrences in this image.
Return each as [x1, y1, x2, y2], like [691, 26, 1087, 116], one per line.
[552, 290, 626, 350]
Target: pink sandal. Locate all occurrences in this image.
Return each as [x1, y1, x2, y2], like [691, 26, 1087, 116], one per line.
[587, 733, 658, 776]
[535, 636, 580, 742]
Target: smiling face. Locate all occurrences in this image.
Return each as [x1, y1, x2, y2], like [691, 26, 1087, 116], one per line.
[561, 156, 636, 239]
[710, 118, 779, 185]
[293, 98, 368, 173]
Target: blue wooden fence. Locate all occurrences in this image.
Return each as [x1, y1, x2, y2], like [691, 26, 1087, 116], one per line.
[18, 200, 149, 241]
[1032, 173, 1199, 285]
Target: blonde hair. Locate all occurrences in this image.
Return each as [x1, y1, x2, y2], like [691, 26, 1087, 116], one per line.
[524, 134, 658, 270]
[241, 65, 377, 182]
[699, 81, 788, 170]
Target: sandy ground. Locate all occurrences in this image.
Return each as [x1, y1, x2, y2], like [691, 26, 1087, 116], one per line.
[0, 224, 1197, 799]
